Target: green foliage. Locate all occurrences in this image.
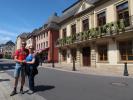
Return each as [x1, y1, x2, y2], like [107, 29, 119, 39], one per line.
[57, 19, 126, 46]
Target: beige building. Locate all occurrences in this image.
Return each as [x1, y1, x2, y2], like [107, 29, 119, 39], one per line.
[16, 32, 30, 50]
[26, 31, 37, 49]
[2, 41, 15, 59]
[57, 0, 133, 70]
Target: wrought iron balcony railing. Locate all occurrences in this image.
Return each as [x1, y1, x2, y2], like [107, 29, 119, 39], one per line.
[56, 16, 133, 47]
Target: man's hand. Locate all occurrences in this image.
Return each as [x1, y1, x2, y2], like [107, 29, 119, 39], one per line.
[22, 60, 26, 63]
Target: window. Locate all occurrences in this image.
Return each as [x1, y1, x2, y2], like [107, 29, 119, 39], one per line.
[44, 33, 45, 38]
[98, 45, 108, 61]
[44, 42, 45, 48]
[119, 40, 133, 61]
[116, 2, 129, 26]
[46, 32, 48, 37]
[82, 19, 89, 31]
[46, 41, 48, 47]
[41, 34, 43, 39]
[82, 3, 86, 10]
[37, 44, 38, 49]
[71, 24, 76, 35]
[41, 43, 43, 49]
[39, 44, 40, 49]
[97, 12, 106, 26]
[62, 28, 66, 38]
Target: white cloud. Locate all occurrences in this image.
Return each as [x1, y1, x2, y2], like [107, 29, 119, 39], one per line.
[0, 36, 12, 44]
[0, 29, 17, 37]
[0, 29, 17, 44]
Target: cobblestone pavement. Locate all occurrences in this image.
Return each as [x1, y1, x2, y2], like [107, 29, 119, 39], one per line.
[0, 71, 47, 100]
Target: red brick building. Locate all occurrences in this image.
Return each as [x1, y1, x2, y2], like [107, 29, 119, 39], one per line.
[35, 13, 60, 63]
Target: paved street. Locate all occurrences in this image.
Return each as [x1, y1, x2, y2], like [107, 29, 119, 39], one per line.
[1, 59, 133, 100]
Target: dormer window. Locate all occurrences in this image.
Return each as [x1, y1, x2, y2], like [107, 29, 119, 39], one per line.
[82, 3, 86, 10]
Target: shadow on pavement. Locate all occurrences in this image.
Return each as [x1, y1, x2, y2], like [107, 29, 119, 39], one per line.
[0, 63, 15, 71]
[34, 85, 55, 92]
[23, 90, 29, 94]
[0, 79, 10, 82]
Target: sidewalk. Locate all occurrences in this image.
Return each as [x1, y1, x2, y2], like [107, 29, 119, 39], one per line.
[0, 71, 46, 100]
[42, 63, 133, 78]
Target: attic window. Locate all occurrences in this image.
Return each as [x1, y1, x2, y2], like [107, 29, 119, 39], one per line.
[82, 3, 86, 10]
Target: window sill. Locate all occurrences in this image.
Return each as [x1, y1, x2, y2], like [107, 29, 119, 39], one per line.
[118, 61, 133, 64]
[97, 61, 109, 63]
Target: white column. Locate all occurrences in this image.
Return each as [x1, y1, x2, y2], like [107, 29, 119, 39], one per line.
[76, 48, 81, 66]
[107, 5, 116, 23]
[90, 43, 96, 67]
[130, 0, 133, 16]
[108, 39, 118, 65]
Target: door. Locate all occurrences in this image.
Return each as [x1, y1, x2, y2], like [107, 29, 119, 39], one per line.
[82, 47, 90, 66]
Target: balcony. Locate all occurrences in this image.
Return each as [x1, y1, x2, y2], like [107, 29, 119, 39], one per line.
[57, 16, 133, 47]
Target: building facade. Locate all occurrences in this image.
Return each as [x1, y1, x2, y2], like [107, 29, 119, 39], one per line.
[34, 13, 60, 62]
[1, 41, 15, 59]
[26, 32, 36, 49]
[0, 44, 5, 58]
[57, 0, 133, 69]
[16, 32, 29, 50]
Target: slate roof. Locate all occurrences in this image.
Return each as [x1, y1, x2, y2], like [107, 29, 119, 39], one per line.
[30, 28, 41, 36]
[46, 22, 60, 30]
[47, 12, 61, 23]
[20, 0, 105, 37]
[18, 32, 30, 39]
[60, 0, 101, 23]
[5, 40, 15, 46]
[45, 12, 60, 30]
[0, 44, 5, 47]
[60, 4, 80, 22]
[86, 0, 100, 4]
[34, 13, 60, 36]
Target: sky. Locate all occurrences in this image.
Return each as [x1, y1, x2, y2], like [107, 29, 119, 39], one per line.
[0, 0, 77, 44]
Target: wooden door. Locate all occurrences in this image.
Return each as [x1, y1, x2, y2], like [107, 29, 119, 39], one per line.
[82, 47, 90, 66]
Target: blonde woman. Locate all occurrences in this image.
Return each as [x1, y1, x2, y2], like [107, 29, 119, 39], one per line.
[25, 47, 36, 94]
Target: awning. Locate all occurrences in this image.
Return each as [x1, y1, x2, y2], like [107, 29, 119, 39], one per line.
[36, 48, 49, 53]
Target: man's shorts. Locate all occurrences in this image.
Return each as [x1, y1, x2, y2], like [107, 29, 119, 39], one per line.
[14, 63, 25, 78]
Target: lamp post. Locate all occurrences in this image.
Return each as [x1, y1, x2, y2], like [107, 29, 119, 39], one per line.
[72, 49, 76, 71]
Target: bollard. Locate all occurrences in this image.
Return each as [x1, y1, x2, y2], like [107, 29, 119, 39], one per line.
[124, 62, 129, 76]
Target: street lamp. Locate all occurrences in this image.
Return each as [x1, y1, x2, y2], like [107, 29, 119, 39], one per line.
[72, 49, 76, 71]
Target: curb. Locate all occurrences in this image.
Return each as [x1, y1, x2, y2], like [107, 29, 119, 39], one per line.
[40, 66, 133, 79]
